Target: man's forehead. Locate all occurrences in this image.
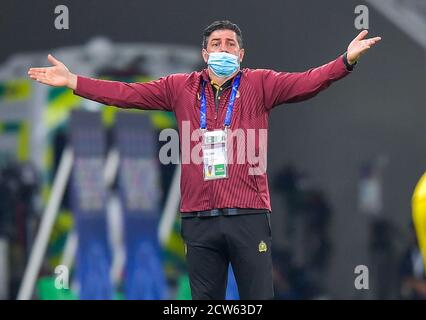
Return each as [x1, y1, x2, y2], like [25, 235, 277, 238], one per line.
[208, 29, 238, 41]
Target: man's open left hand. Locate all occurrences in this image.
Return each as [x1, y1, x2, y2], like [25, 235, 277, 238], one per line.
[347, 30, 381, 65]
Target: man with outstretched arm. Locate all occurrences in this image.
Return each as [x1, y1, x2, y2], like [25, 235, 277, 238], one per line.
[28, 20, 381, 300]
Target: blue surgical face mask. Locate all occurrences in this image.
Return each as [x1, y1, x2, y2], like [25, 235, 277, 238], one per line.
[207, 52, 240, 78]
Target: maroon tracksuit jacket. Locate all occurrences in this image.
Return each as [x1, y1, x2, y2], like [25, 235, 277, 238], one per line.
[74, 55, 351, 214]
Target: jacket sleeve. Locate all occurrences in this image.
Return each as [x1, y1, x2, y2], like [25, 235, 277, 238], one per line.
[261, 55, 352, 110]
[73, 74, 181, 112]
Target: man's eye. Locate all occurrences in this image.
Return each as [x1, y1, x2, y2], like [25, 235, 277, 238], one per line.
[212, 43, 219, 47]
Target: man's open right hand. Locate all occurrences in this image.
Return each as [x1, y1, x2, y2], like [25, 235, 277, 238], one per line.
[28, 54, 77, 90]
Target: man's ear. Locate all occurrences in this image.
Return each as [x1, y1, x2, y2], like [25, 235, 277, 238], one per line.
[201, 49, 209, 64]
[239, 48, 245, 63]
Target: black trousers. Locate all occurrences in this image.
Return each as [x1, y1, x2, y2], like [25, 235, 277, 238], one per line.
[180, 212, 274, 300]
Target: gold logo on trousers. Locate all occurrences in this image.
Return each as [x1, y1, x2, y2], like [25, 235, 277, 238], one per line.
[258, 241, 267, 253]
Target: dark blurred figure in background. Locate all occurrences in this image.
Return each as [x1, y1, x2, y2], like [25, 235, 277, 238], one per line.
[0, 160, 39, 299]
[302, 189, 333, 288]
[273, 164, 333, 299]
[272, 246, 324, 299]
[368, 218, 399, 299]
[398, 223, 426, 300]
[273, 165, 301, 248]
[358, 160, 399, 299]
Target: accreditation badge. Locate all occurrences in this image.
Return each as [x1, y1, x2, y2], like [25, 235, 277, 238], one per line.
[202, 129, 228, 180]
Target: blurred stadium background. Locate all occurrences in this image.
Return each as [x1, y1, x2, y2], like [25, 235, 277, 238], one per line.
[0, 0, 425, 299]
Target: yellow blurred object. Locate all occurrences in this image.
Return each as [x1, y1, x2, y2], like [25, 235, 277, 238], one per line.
[0, 79, 31, 101]
[412, 171, 426, 270]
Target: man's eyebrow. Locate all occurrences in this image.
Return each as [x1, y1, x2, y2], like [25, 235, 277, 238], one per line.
[210, 37, 237, 42]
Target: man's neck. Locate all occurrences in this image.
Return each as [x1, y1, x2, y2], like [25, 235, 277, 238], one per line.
[208, 68, 240, 86]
